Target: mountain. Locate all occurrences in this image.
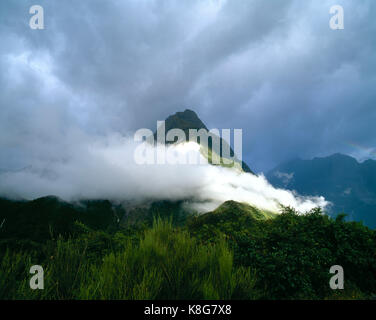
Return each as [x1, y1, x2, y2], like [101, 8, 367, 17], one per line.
[164, 109, 208, 133]
[190, 200, 276, 224]
[0, 197, 274, 244]
[155, 109, 254, 174]
[0, 109, 257, 242]
[0, 195, 195, 243]
[267, 153, 376, 228]
[0, 196, 122, 242]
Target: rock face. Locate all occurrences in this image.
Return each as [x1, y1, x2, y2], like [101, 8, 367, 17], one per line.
[267, 153, 376, 228]
[156, 109, 254, 174]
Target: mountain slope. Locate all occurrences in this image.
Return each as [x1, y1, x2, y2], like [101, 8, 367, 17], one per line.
[0, 196, 274, 244]
[207, 200, 276, 220]
[156, 109, 254, 174]
[0, 196, 123, 242]
[267, 153, 376, 228]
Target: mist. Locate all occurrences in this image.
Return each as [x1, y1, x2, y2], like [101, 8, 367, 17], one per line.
[0, 133, 328, 214]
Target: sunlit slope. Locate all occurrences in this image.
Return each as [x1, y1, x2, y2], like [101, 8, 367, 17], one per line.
[155, 109, 254, 174]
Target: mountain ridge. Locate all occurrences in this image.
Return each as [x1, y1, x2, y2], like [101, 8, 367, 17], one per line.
[267, 153, 376, 228]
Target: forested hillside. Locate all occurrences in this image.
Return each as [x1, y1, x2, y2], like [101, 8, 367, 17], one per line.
[1, 197, 375, 300]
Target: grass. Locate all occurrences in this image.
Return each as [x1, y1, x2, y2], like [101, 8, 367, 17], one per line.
[0, 218, 259, 300]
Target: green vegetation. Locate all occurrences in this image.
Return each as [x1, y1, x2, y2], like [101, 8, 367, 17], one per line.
[0, 197, 375, 300]
[0, 219, 257, 300]
[188, 203, 376, 299]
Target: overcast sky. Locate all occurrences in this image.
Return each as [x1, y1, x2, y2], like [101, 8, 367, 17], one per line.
[1, 0, 375, 173]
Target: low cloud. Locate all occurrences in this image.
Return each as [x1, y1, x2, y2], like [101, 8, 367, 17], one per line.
[0, 134, 328, 214]
[273, 171, 295, 186]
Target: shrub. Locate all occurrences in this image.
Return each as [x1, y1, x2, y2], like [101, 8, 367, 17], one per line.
[80, 218, 259, 299]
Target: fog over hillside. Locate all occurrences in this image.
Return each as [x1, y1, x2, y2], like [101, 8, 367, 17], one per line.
[0, 133, 328, 213]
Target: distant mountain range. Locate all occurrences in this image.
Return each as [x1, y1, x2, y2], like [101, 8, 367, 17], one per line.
[267, 153, 376, 228]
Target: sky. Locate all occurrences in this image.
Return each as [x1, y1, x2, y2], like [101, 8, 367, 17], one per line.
[1, 0, 376, 174]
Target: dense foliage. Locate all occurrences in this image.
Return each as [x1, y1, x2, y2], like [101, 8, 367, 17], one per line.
[0, 219, 257, 300]
[0, 197, 375, 300]
[188, 202, 376, 299]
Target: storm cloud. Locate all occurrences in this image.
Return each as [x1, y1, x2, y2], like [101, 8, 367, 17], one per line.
[1, 0, 375, 173]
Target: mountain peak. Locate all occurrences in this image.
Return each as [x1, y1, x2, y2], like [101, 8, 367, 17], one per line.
[178, 109, 199, 117]
[164, 108, 208, 132]
[326, 153, 358, 162]
[158, 109, 254, 174]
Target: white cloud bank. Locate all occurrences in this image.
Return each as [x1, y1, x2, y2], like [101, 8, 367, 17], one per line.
[0, 134, 328, 214]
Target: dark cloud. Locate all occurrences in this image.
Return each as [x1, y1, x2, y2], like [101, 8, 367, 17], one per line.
[1, 0, 375, 172]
